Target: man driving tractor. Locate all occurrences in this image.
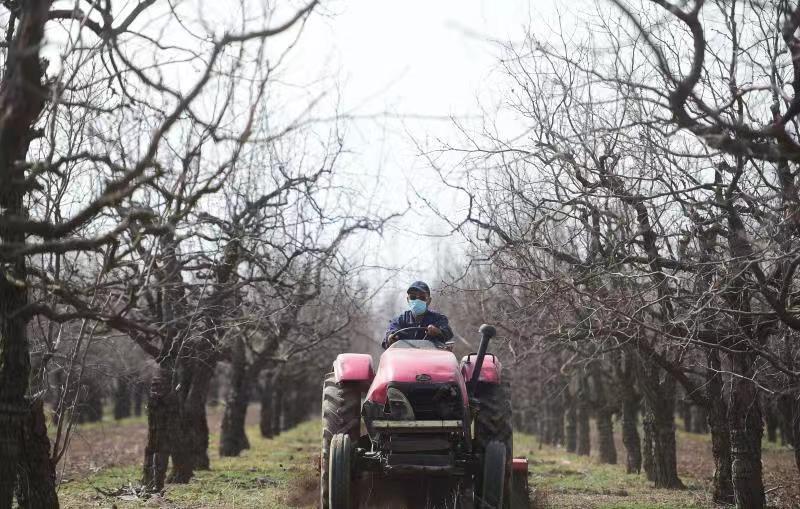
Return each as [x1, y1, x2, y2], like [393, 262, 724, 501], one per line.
[383, 280, 454, 348]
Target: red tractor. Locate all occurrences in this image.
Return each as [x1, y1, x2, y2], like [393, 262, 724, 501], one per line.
[320, 324, 530, 508]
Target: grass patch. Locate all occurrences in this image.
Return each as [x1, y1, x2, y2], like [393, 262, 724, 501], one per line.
[60, 415, 797, 508]
[516, 433, 711, 509]
[58, 420, 320, 509]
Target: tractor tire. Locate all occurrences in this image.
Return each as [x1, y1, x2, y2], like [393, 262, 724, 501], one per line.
[321, 373, 360, 509]
[474, 381, 513, 508]
[480, 440, 507, 509]
[329, 433, 353, 509]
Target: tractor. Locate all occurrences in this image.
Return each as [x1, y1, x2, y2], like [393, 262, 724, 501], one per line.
[320, 324, 530, 508]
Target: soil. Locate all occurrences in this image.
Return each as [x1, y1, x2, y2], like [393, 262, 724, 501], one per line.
[57, 404, 260, 480]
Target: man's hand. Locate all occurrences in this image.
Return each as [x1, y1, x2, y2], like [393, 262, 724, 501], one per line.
[387, 334, 398, 345]
[426, 325, 442, 337]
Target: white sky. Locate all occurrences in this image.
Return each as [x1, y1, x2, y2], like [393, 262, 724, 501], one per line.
[286, 0, 586, 304]
[40, 0, 592, 318]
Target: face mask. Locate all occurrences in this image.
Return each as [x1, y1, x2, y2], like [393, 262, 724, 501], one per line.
[408, 298, 427, 316]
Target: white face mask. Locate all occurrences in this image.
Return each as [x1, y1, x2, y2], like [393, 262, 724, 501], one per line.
[408, 299, 427, 316]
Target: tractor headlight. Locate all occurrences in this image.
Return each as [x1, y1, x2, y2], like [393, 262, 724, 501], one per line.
[386, 387, 415, 420]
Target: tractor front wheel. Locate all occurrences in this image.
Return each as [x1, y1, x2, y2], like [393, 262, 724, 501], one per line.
[480, 440, 507, 509]
[329, 433, 353, 509]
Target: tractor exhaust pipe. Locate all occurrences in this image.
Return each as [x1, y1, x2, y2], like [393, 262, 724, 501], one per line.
[468, 324, 496, 396]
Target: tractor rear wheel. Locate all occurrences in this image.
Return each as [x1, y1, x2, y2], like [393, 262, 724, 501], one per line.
[321, 373, 360, 509]
[480, 440, 507, 509]
[328, 433, 353, 509]
[474, 381, 513, 508]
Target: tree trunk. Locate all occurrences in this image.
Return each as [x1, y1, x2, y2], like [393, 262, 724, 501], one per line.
[142, 368, 180, 491]
[638, 357, 684, 489]
[14, 401, 59, 509]
[285, 388, 302, 429]
[728, 355, 765, 509]
[208, 373, 221, 407]
[793, 397, 800, 476]
[272, 380, 284, 434]
[621, 386, 641, 474]
[564, 387, 577, 453]
[0, 0, 51, 504]
[133, 380, 146, 417]
[707, 349, 734, 504]
[642, 412, 655, 482]
[259, 374, 275, 438]
[591, 364, 616, 464]
[79, 381, 104, 423]
[681, 402, 692, 433]
[114, 378, 132, 420]
[180, 343, 215, 472]
[650, 402, 683, 489]
[576, 376, 591, 457]
[595, 408, 616, 464]
[553, 391, 565, 446]
[764, 397, 778, 443]
[777, 393, 795, 446]
[219, 337, 251, 456]
[691, 404, 708, 434]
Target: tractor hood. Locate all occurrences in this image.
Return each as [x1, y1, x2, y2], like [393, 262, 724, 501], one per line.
[365, 345, 468, 405]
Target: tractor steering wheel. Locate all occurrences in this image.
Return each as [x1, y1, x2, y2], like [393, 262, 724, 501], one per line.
[388, 326, 430, 345]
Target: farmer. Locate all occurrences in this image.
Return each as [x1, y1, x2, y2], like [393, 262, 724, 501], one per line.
[383, 281, 454, 348]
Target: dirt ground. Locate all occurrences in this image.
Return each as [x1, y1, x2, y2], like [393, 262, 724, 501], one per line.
[521, 424, 800, 509]
[57, 409, 800, 508]
[56, 404, 260, 480]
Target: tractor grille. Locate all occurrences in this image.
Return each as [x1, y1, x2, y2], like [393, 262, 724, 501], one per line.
[388, 382, 463, 421]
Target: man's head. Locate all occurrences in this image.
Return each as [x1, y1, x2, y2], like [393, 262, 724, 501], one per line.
[407, 281, 431, 316]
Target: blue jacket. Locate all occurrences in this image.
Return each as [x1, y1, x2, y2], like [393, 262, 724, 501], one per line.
[383, 310, 454, 348]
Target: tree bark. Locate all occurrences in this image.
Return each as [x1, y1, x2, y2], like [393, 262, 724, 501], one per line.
[142, 369, 176, 491]
[595, 408, 616, 464]
[114, 378, 132, 420]
[259, 372, 275, 438]
[728, 354, 765, 509]
[619, 364, 641, 474]
[179, 342, 215, 472]
[765, 399, 778, 444]
[621, 393, 641, 474]
[564, 386, 577, 453]
[0, 1, 54, 505]
[591, 363, 616, 464]
[691, 404, 708, 434]
[272, 380, 284, 434]
[14, 401, 59, 509]
[638, 356, 684, 489]
[642, 412, 655, 482]
[792, 397, 800, 476]
[78, 381, 104, 423]
[777, 393, 796, 447]
[680, 401, 692, 433]
[133, 380, 146, 417]
[706, 349, 734, 504]
[576, 375, 591, 457]
[553, 390, 565, 446]
[219, 336, 251, 456]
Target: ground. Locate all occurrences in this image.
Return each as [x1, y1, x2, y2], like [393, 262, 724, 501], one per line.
[56, 408, 800, 508]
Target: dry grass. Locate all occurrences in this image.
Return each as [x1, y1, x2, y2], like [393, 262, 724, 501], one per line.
[516, 422, 800, 509]
[55, 410, 799, 508]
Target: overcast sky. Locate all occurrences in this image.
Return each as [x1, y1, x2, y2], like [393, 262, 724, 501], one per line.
[284, 0, 588, 303]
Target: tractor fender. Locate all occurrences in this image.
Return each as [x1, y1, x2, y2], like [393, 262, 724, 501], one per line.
[460, 354, 502, 383]
[333, 353, 375, 383]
